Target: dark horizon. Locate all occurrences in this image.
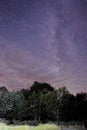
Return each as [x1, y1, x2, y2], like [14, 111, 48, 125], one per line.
[0, 81, 86, 96]
[0, 0, 87, 94]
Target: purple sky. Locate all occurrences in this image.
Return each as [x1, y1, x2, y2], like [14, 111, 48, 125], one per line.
[0, 0, 87, 94]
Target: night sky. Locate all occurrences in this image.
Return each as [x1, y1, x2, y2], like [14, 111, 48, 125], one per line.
[0, 0, 87, 94]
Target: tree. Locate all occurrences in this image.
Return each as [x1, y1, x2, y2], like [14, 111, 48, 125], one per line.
[28, 91, 57, 122]
[28, 81, 55, 122]
[28, 92, 40, 121]
[58, 93, 75, 121]
[39, 91, 57, 122]
[56, 86, 69, 100]
[75, 93, 87, 121]
[30, 81, 54, 94]
[0, 91, 27, 122]
[20, 88, 30, 100]
[56, 87, 75, 121]
[0, 86, 8, 95]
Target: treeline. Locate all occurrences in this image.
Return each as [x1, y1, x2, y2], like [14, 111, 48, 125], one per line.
[0, 81, 87, 125]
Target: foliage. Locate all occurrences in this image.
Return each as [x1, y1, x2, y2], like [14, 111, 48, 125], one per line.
[30, 81, 54, 93]
[0, 91, 27, 121]
[0, 82, 87, 124]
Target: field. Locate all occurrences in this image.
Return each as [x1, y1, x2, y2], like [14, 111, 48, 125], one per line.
[0, 123, 60, 130]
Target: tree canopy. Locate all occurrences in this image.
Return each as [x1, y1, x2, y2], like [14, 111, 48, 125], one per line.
[0, 81, 87, 126]
[30, 81, 54, 93]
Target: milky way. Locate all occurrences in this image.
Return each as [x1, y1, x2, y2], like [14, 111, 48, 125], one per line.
[0, 0, 87, 94]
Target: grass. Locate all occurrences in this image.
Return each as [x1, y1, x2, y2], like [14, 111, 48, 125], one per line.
[0, 123, 60, 130]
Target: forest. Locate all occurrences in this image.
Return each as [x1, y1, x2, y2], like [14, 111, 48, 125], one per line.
[0, 81, 87, 127]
